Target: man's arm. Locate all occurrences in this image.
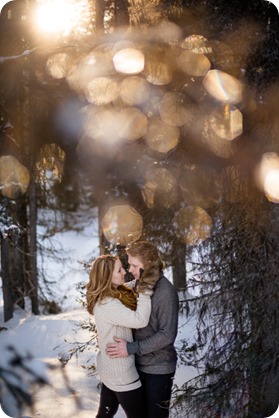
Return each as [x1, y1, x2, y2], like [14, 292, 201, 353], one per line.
[106, 284, 179, 358]
[128, 288, 179, 356]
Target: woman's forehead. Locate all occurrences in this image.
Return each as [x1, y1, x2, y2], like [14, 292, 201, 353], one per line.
[114, 258, 121, 267]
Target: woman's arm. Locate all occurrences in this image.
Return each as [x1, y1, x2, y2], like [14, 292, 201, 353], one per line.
[95, 293, 151, 329]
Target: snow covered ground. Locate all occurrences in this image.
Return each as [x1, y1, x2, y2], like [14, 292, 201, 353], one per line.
[0, 301, 198, 418]
[0, 208, 198, 418]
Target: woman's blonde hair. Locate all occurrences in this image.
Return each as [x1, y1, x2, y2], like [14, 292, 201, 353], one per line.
[86, 254, 119, 315]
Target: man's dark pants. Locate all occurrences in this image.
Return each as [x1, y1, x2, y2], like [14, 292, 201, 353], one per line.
[138, 371, 175, 418]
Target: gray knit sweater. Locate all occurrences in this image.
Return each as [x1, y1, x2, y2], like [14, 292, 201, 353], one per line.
[127, 274, 179, 374]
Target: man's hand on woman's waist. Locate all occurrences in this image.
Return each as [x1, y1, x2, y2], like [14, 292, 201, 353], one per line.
[106, 336, 128, 358]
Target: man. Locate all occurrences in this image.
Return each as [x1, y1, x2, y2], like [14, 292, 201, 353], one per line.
[106, 241, 179, 418]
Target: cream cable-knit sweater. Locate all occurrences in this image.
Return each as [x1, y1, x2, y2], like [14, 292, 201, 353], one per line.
[93, 292, 151, 392]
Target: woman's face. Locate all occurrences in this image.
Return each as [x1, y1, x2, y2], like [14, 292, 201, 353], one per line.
[111, 258, 126, 288]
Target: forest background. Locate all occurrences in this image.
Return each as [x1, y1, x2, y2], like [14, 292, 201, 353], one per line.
[0, 0, 279, 417]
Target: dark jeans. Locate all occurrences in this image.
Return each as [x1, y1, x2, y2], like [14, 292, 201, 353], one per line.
[96, 383, 146, 418]
[138, 371, 175, 418]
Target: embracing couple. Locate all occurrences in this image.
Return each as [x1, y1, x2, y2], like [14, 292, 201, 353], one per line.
[86, 241, 179, 418]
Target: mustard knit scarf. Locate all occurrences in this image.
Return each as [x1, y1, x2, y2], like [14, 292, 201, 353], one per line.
[115, 285, 137, 311]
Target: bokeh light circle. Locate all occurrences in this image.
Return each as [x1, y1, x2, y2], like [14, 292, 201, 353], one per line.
[119, 76, 150, 105]
[255, 152, 279, 200]
[173, 206, 213, 246]
[177, 50, 211, 77]
[264, 169, 279, 203]
[101, 205, 143, 245]
[142, 168, 178, 208]
[144, 60, 173, 85]
[85, 77, 119, 105]
[145, 117, 180, 153]
[113, 48, 145, 74]
[116, 108, 148, 141]
[203, 69, 242, 104]
[209, 104, 243, 141]
[0, 155, 30, 199]
[159, 93, 190, 127]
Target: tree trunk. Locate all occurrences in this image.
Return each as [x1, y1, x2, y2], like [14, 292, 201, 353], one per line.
[12, 197, 27, 309]
[12, 232, 25, 309]
[95, 0, 105, 32]
[248, 307, 279, 417]
[1, 234, 13, 322]
[25, 48, 39, 315]
[172, 241, 187, 290]
[27, 153, 39, 315]
[98, 204, 110, 255]
[58, 148, 79, 211]
[115, 0, 129, 26]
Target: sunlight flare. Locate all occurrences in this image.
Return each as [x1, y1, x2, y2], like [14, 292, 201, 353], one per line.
[34, 0, 88, 35]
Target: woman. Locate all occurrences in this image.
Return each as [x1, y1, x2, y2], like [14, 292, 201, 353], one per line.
[86, 254, 156, 418]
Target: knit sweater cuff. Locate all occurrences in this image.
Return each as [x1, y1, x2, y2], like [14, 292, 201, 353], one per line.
[127, 340, 139, 355]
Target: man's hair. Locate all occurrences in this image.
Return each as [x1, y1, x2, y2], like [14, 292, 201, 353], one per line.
[126, 241, 164, 271]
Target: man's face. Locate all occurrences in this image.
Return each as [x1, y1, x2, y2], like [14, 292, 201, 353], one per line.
[128, 255, 144, 280]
